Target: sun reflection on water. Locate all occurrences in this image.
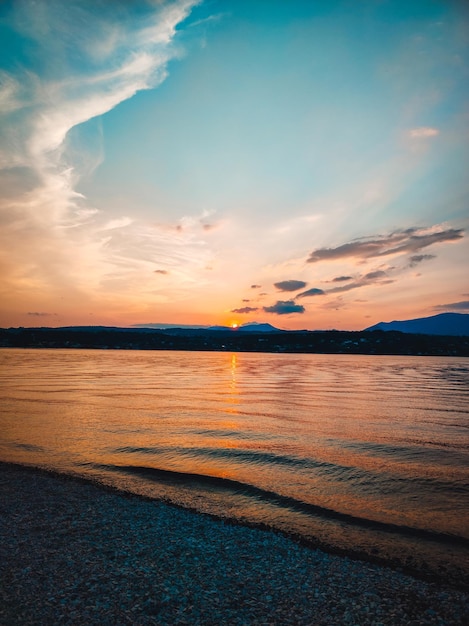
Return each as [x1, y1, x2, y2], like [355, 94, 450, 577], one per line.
[230, 353, 237, 390]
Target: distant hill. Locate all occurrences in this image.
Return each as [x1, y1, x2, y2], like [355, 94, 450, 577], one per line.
[238, 323, 281, 332]
[207, 323, 282, 332]
[364, 312, 469, 336]
[206, 326, 234, 331]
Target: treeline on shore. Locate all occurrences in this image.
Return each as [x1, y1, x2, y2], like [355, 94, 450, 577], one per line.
[1, 326, 468, 356]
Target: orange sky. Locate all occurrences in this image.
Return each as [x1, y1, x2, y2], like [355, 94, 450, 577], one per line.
[1, 0, 468, 330]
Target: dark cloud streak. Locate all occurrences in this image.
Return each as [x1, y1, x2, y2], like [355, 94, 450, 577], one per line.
[296, 287, 325, 299]
[231, 306, 259, 314]
[307, 227, 464, 263]
[263, 300, 305, 315]
[408, 254, 436, 267]
[327, 270, 392, 294]
[433, 300, 469, 311]
[363, 270, 387, 280]
[331, 275, 353, 282]
[274, 280, 307, 292]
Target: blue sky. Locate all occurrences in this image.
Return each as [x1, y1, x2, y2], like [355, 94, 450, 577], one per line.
[0, 0, 468, 329]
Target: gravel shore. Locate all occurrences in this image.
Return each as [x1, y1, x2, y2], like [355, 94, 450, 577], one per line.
[1, 463, 468, 625]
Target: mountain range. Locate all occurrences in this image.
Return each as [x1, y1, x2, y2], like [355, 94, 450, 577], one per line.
[200, 313, 469, 336]
[2, 314, 468, 355]
[364, 312, 469, 336]
[209, 312, 469, 336]
[55, 314, 469, 336]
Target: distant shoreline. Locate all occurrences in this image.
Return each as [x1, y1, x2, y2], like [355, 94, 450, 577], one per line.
[1, 326, 468, 356]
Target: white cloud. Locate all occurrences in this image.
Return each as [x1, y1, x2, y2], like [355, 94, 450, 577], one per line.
[0, 72, 24, 114]
[0, 0, 201, 312]
[100, 217, 134, 231]
[409, 127, 440, 139]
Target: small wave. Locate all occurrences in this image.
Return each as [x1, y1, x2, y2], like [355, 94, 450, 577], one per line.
[111, 445, 389, 487]
[337, 439, 469, 466]
[113, 444, 302, 468]
[13, 442, 47, 452]
[186, 428, 280, 441]
[98, 462, 469, 549]
[110, 444, 469, 496]
[112, 444, 330, 470]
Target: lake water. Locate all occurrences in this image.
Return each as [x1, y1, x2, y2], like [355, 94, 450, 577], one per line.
[1, 348, 468, 586]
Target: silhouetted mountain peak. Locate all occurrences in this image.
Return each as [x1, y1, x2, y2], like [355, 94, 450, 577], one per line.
[364, 312, 469, 336]
[238, 323, 281, 332]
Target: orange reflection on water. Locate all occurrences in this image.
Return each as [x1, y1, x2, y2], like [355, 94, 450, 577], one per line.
[1, 348, 468, 542]
[229, 352, 238, 398]
[221, 352, 241, 418]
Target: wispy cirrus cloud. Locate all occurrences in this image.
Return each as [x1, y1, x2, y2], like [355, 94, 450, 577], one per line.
[409, 127, 439, 139]
[433, 300, 469, 311]
[363, 270, 387, 280]
[0, 0, 201, 314]
[327, 270, 393, 295]
[320, 297, 347, 311]
[2, 1, 198, 170]
[231, 306, 259, 314]
[306, 226, 463, 263]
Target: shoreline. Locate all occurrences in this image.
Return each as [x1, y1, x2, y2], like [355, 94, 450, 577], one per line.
[2, 326, 469, 357]
[4, 461, 468, 591]
[1, 462, 468, 625]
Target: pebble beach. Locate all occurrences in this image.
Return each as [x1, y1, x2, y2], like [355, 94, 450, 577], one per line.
[1, 462, 468, 626]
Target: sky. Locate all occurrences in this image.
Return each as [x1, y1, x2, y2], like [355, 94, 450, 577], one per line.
[0, 0, 468, 331]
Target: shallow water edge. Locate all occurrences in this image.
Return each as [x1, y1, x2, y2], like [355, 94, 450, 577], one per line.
[2, 460, 467, 592]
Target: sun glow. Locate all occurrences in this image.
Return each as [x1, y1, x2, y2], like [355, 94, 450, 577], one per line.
[231, 322, 239, 329]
